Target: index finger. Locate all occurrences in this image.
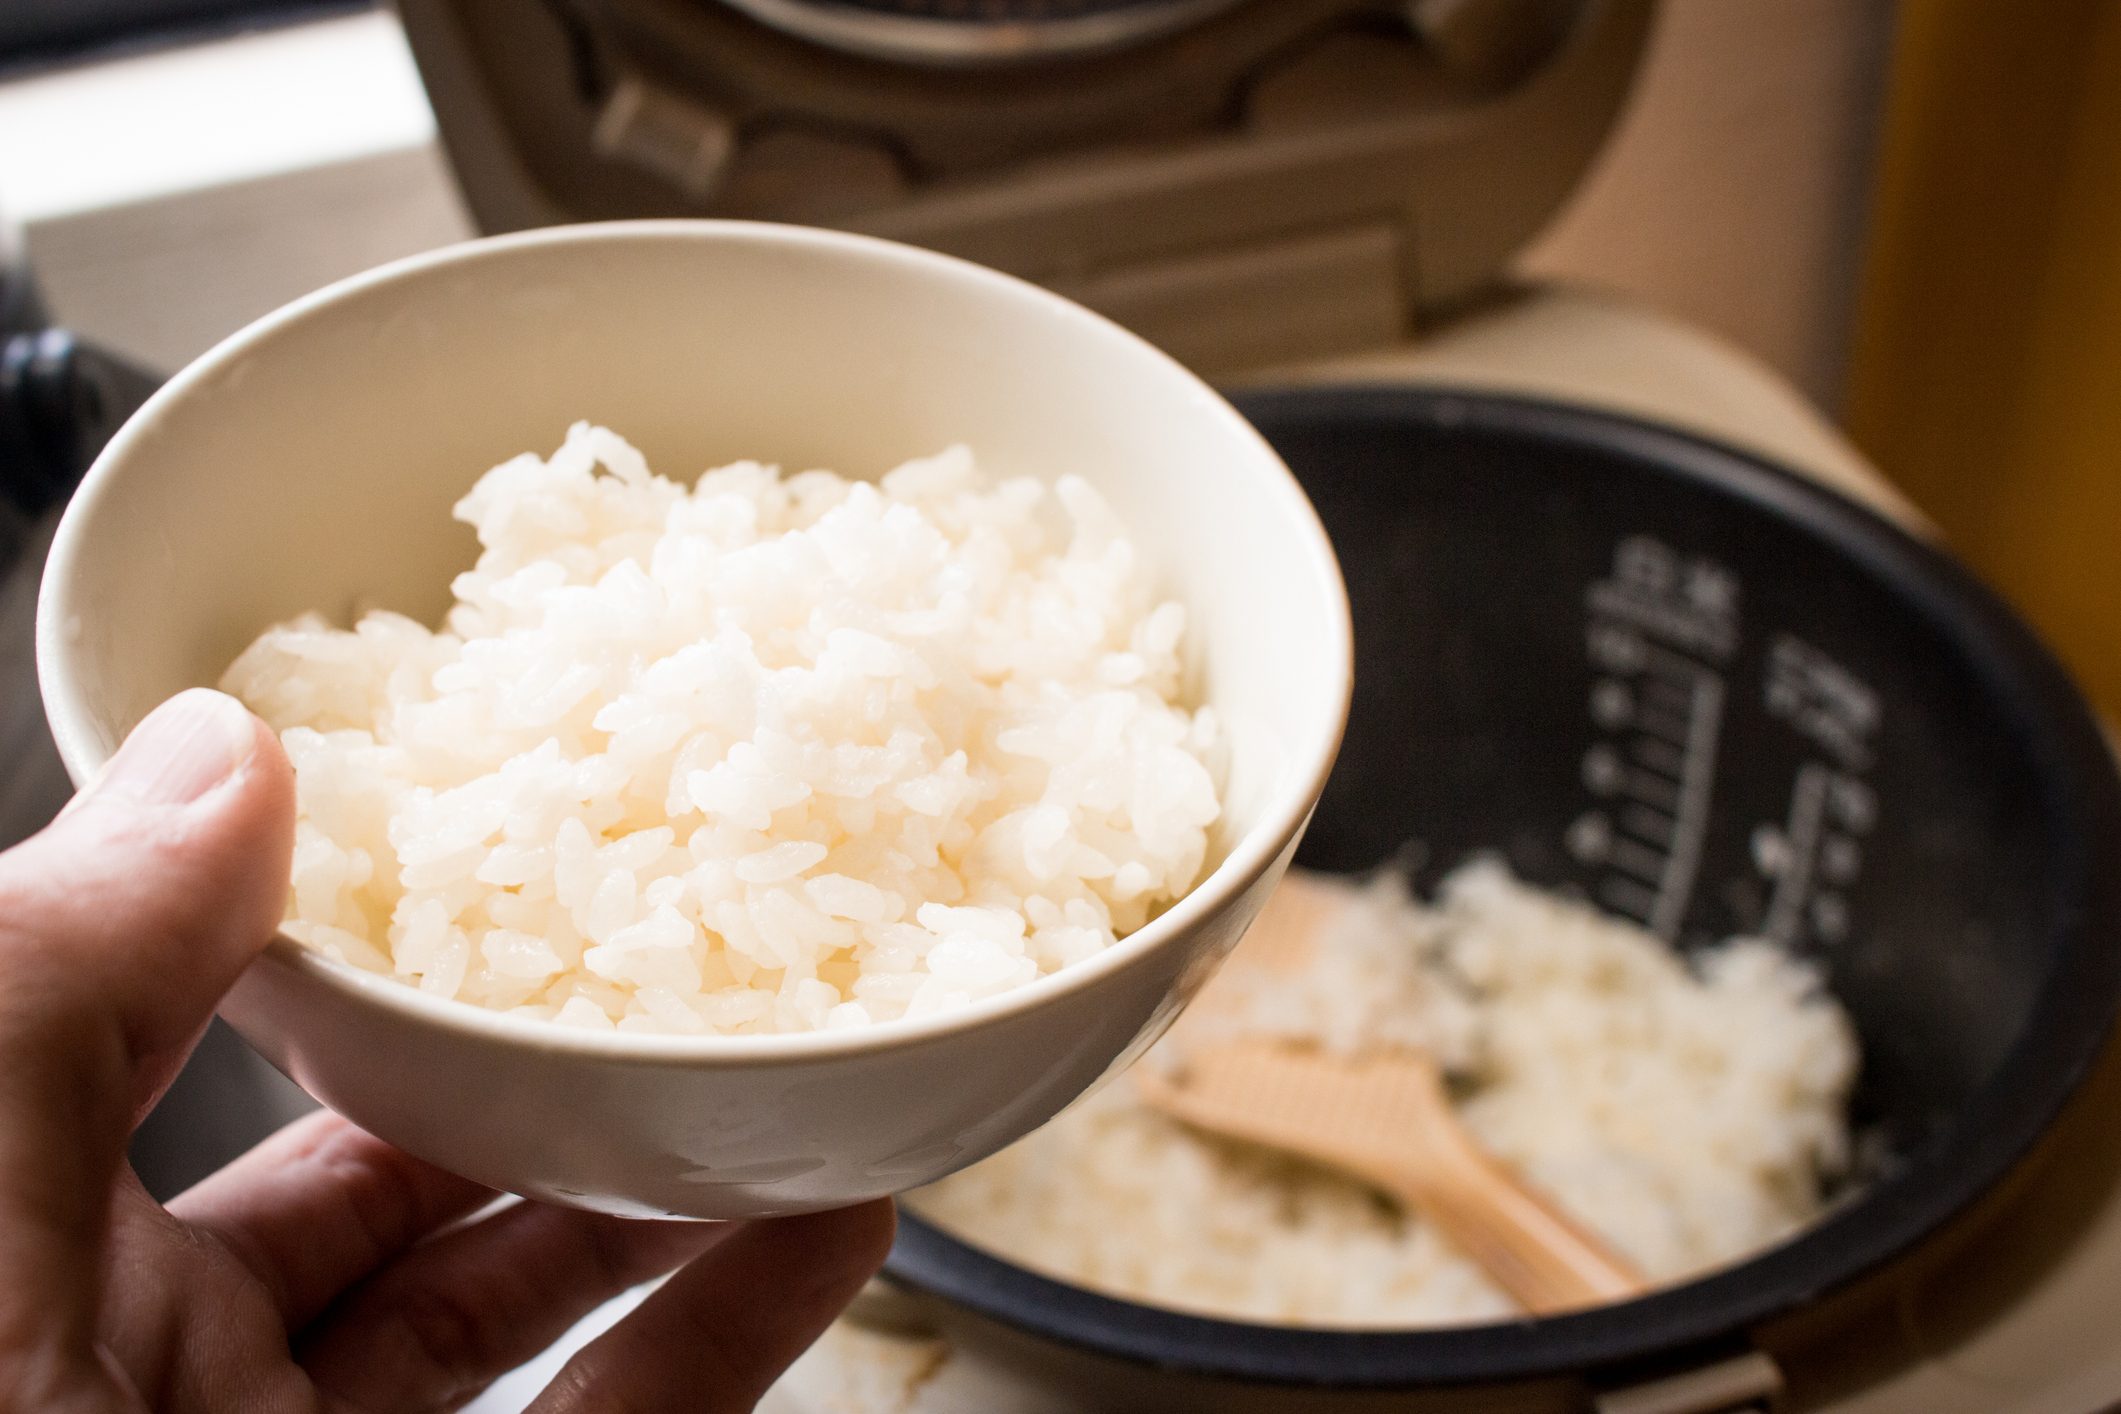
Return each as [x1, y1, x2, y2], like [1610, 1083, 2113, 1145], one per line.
[171, 1112, 494, 1329]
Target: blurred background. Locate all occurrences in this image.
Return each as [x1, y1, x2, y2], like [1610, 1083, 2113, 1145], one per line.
[4, 0, 2115, 716]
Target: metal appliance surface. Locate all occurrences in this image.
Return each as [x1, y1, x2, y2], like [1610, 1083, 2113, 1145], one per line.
[713, 0, 1250, 64]
[392, 0, 1643, 375]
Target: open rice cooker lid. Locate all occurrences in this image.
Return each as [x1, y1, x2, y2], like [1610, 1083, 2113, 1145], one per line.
[391, 0, 1653, 374]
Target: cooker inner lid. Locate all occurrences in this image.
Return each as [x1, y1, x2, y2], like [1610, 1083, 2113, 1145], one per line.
[714, 0, 1250, 62]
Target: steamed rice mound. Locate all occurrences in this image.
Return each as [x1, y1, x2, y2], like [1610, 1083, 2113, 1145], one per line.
[222, 424, 1222, 1035]
[909, 861, 1859, 1325]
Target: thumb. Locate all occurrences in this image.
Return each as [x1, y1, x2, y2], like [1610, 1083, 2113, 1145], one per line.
[21, 688, 296, 1114]
[0, 690, 293, 1368]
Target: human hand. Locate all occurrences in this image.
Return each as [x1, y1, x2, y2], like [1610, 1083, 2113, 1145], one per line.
[0, 689, 895, 1412]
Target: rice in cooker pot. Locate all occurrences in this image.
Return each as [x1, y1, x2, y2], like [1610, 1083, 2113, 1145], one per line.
[221, 423, 1221, 1035]
[908, 860, 1859, 1325]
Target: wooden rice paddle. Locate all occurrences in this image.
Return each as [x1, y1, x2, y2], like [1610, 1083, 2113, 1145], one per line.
[1137, 873, 1644, 1315]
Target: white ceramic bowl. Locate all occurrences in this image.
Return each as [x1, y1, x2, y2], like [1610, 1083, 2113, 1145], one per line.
[37, 221, 1351, 1219]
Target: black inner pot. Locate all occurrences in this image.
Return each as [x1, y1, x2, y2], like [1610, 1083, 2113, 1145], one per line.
[885, 386, 2121, 1388]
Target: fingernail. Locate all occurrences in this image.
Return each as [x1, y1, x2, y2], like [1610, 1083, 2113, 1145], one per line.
[96, 689, 259, 807]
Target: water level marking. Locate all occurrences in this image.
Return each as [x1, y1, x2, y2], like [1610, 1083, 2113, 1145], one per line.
[1623, 770, 1683, 812]
[1763, 763, 1831, 945]
[1622, 803, 1677, 844]
[1566, 812, 1615, 864]
[1599, 875, 1660, 923]
[1821, 834, 1863, 884]
[1633, 707, 1695, 743]
[1632, 737, 1688, 777]
[1611, 837, 1669, 883]
[1642, 677, 1696, 712]
[1581, 536, 1738, 944]
[1590, 679, 1635, 729]
[1649, 669, 1724, 940]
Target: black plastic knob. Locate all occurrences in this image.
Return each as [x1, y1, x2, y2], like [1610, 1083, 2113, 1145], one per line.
[0, 328, 161, 519]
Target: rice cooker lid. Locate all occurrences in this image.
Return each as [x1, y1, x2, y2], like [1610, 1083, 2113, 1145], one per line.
[391, 0, 1654, 373]
[713, 0, 1251, 63]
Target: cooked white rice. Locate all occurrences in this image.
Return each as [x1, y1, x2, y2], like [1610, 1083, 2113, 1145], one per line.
[221, 424, 1221, 1034]
[908, 860, 1859, 1325]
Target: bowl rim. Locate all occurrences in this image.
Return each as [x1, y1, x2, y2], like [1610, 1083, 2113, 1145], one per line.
[35, 218, 1354, 1067]
[885, 384, 2121, 1387]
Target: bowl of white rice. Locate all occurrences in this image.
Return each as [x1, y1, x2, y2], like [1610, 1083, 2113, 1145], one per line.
[35, 221, 1353, 1219]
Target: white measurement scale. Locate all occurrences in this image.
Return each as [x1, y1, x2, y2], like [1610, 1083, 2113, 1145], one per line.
[1571, 535, 1881, 954]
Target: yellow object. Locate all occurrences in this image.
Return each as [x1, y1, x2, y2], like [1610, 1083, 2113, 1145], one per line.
[1849, 1, 2121, 710]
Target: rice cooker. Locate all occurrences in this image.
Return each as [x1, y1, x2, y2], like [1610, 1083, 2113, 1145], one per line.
[14, 1, 2121, 1409]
